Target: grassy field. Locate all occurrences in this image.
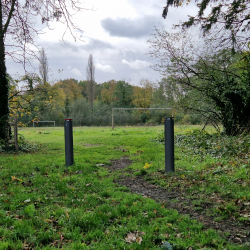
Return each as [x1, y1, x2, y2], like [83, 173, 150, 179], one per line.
[0, 125, 249, 249]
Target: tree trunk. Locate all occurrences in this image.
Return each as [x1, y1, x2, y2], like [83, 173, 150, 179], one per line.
[86, 54, 95, 125]
[0, 1, 9, 142]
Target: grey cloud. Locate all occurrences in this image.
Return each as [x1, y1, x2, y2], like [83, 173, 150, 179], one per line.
[101, 15, 161, 38]
[121, 50, 151, 61]
[7, 50, 159, 85]
[7, 37, 158, 86]
[44, 38, 114, 58]
[83, 38, 114, 50]
[45, 42, 78, 55]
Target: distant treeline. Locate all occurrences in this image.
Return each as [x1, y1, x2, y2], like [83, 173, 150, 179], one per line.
[9, 77, 204, 127]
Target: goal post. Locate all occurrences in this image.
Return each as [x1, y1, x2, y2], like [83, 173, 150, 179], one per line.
[112, 108, 173, 129]
[33, 121, 55, 127]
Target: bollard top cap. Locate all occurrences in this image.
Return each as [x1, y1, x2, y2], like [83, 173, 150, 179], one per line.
[164, 117, 174, 120]
[64, 119, 72, 121]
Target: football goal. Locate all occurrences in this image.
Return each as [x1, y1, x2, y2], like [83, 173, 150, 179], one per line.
[112, 108, 173, 129]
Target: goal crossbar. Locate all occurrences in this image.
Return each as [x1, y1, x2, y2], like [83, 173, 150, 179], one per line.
[112, 108, 173, 129]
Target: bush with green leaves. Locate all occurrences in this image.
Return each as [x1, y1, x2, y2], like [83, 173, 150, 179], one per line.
[156, 129, 250, 159]
[0, 134, 40, 153]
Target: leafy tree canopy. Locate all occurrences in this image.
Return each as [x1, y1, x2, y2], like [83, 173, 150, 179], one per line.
[149, 28, 250, 135]
[163, 0, 250, 48]
[113, 81, 133, 108]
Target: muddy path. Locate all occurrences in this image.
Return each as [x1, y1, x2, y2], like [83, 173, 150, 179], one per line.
[107, 157, 250, 244]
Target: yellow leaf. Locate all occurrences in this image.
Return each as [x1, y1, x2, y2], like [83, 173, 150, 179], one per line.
[65, 210, 69, 219]
[143, 163, 151, 169]
[44, 219, 53, 223]
[11, 176, 22, 182]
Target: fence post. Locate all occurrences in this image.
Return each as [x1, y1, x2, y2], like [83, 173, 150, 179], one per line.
[112, 108, 114, 130]
[64, 119, 74, 166]
[165, 117, 174, 173]
[7, 116, 18, 150]
[14, 116, 18, 150]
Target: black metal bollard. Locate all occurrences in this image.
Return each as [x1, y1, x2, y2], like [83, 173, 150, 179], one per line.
[64, 119, 74, 166]
[165, 117, 174, 172]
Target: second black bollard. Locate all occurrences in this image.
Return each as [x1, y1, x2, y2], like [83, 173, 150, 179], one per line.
[64, 119, 74, 166]
[165, 117, 174, 172]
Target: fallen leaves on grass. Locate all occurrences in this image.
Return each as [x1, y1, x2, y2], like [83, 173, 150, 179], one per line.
[75, 170, 83, 174]
[44, 217, 59, 225]
[125, 231, 145, 245]
[22, 240, 30, 250]
[11, 176, 22, 182]
[135, 150, 143, 156]
[65, 210, 69, 219]
[143, 163, 152, 169]
[50, 238, 72, 247]
[240, 212, 250, 218]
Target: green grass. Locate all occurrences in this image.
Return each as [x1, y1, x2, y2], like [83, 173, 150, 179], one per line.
[0, 125, 249, 249]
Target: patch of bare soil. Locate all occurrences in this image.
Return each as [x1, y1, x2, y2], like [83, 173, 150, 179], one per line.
[108, 157, 250, 244]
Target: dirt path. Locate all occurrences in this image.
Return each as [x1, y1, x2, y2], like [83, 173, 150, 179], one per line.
[108, 157, 250, 244]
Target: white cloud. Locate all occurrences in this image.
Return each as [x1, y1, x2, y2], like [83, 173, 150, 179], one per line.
[7, 0, 196, 85]
[71, 68, 82, 77]
[122, 59, 151, 69]
[96, 63, 115, 73]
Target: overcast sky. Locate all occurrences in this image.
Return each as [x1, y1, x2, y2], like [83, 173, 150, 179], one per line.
[6, 0, 198, 86]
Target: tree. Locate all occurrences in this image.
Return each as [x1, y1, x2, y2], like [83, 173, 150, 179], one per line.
[132, 79, 154, 108]
[21, 80, 65, 125]
[8, 74, 29, 124]
[56, 79, 83, 102]
[54, 78, 83, 119]
[152, 80, 167, 106]
[148, 28, 250, 135]
[21, 73, 41, 91]
[86, 54, 96, 110]
[162, 0, 250, 49]
[39, 48, 49, 84]
[0, 0, 88, 141]
[100, 80, 116, 104]
[113, 81, 133, 108]
[78, 80, 88, 98]
[0, 0, 9, 142]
